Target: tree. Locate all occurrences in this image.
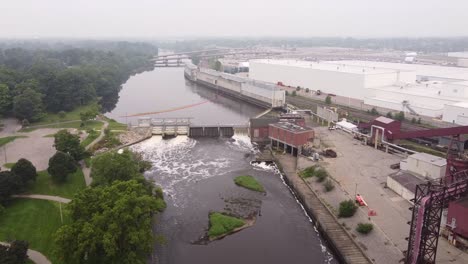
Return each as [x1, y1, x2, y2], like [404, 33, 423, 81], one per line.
[214, 61, 222, 71]
[370, 107, 379, 115]
[79, 108, 99, 123]
[48, 151, 77, 183]
[13, 88, 44, 122]
[54, 180, 165, 264]
[305, 88, 310, 93]
[386, 112, 393, 118]
[11, 158, 37, 185]
[91, 150, 141, 186]
[0, 84, 11, 116]
[338, 199, 358, 218]
[291, 91, 297, 96]
[0, 171, 21, 203]
[54, 130, 85, 161]
[411, 117, 417, 123]
[0, 240, 29, 264]
[325, 95, 332, 104]
[285, 90, 289, 96]
[296, 86, 301, 91]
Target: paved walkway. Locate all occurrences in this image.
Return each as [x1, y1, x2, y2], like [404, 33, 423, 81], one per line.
[0, 242, 51, 264]
[12, 194, 71, 203]
[275, 154, 372, 264]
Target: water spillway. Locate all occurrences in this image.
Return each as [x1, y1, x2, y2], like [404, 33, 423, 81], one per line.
[107, 67, 336, 264]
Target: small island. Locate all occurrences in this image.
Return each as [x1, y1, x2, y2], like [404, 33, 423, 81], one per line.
[234, 175, 265, 193]
[208, 212, 255, 241]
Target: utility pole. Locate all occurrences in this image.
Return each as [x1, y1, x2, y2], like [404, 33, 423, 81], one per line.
[59, 202, 63, 224]
[3, 145, 6, 163]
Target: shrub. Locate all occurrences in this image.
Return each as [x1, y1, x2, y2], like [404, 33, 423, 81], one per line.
[291, 91, 297, 96]
[324, 179, 335, 192]
[285, 91, 289, 96]
[305, 88, 310, 93]
[411, 117, 417, 123]
[356, 223, 374, 234]
[300, 166, 317, 178]
[58, 111, 66, 119]
[417, 117, 421, 124]
[338, 199, 358, 218]
[394, 111, 405, 121]
[386, 112, 393, 118]
[325, 95, 332, 104]
[315, 169, 328, 182]
[370, 108, 379, 115]
[296, 86, 301, 91]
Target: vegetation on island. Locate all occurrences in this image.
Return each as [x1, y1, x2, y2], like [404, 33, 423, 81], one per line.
[208, 212, 246, 239]
[234, 175, 265, 193]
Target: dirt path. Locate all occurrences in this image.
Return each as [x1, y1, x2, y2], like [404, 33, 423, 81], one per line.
[12, 194, 71, 204]
[0, 242, 51, 264]
[85, 120, 108, 151]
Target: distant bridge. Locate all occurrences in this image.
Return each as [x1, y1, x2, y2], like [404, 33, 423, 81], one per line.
[137, 117, 248, 138]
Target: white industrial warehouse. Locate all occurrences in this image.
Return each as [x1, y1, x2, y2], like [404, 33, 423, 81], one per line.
[249, 59, 468, 125]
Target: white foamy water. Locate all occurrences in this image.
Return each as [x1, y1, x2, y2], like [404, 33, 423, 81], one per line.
[132, 136, 252, 207]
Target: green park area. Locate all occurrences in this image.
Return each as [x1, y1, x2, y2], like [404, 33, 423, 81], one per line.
[0, 136, 27, 147]
[234, 175, 265, 193]
[0, 199, 70, 264]
[27, 170, 86, 199]
[208, 212, 246, 240]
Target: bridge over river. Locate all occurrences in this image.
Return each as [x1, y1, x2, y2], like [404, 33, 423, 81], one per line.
[137, 117, 248, 138]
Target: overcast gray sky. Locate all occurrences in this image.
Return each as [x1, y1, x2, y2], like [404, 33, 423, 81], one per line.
[2, 0, 468, 38]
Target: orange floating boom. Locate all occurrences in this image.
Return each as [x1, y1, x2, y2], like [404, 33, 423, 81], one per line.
[120, 101, 209, 118]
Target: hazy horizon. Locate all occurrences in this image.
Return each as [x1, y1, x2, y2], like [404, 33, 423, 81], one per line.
[2, 0, 468, 39]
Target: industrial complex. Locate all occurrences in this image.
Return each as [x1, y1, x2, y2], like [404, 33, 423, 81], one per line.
[249, 59, 468, 124]
[180, 50, 468, 263]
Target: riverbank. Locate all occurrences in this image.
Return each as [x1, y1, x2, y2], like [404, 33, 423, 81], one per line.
[273, 153, 372, 264]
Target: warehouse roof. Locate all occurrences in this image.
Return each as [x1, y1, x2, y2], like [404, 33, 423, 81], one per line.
[329, 60, 468, 81]
[409, 153, 447, 167]
[269, 122, 312, 133]
[389, 171, 426, 193]
[250, 59, 401, 75]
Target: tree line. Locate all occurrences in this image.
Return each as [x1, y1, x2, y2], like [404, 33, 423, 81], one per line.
[0, 41, 158, 122]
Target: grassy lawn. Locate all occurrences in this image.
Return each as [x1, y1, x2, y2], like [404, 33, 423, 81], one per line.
[104, 117, 127, 131]
[299, 166, 318, 178]
[31, 102, 100, 126]
[208, 212, 245, 239]
[0, 136, 28, 147]
[43, 133, 56, 138]
[234, 175, 265, 193]
[3, 162, 16, 169]
[26, 170, 86, 199]
[80, 130, 100, 147]
[0, 199, 70, 264]
[20, 120, 103, 132]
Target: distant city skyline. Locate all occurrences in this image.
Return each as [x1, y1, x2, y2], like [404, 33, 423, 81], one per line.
[2, 0, 468, 38]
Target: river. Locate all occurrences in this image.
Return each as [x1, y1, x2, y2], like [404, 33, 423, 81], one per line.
[107, 67, 337, 264]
